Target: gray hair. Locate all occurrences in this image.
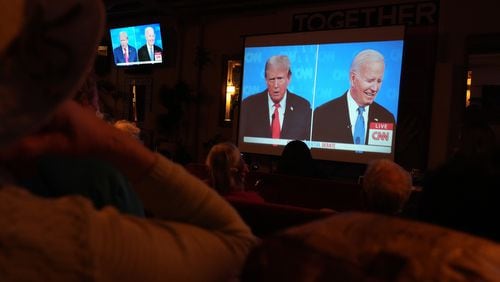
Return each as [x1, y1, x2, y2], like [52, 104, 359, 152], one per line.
[350, 49, 385, 73]
[144, 26, 154, 35]
[362, 158, 412, 214]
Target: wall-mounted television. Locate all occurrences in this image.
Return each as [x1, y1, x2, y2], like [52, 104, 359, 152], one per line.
[237, 25, 405, 164]
[109, 23, 164, 67]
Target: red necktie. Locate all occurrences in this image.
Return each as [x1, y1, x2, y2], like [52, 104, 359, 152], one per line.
[271, 103, 281, 139]
[124, 48, 129, 63]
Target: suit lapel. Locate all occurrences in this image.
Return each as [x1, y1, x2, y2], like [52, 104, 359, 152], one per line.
[339, 93, 354, 142]
[281, 95, 292, 136]
[258, 93, 272, 137]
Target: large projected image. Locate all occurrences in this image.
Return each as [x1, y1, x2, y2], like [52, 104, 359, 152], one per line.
[237, 26, 405, 164]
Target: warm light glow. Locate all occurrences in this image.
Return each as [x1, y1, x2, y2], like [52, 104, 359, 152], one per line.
[466, 71, 472, 107]
[226, 85, 236, 95]
[225, 84, 236, 121]
[223, 60, 242, 122]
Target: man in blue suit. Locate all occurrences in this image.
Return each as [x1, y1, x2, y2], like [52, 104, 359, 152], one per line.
[240, 55, 312, 141]
[113, 31, 137, 64]
[312, 49, 395, 144]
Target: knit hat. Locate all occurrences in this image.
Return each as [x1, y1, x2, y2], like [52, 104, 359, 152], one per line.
[0, 0, 105, 146]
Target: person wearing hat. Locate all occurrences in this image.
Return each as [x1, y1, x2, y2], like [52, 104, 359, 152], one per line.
[0, 1, 256, 281]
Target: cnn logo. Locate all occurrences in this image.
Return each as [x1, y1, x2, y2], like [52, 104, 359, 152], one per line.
[371, 131, 390, 141]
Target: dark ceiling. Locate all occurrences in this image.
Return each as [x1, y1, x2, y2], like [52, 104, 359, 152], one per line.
[104, 0, 353, 19]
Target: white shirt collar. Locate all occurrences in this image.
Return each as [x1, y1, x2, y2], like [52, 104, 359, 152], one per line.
[347, 90, 369, 133]
[268, 91, 287, 127]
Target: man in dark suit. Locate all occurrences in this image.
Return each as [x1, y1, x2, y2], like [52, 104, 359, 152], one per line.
[113, 31, 137, 64]
[138, 26, 163, 62]
[312, 49, 395, 144]
[240, 55, 312, 141]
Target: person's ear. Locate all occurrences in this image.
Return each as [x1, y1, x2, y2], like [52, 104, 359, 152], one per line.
[349, 71, 356, 85]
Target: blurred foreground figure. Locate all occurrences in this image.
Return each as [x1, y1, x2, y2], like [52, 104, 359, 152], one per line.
[242, 213, 500, 282]
[0, 1, 256, 281]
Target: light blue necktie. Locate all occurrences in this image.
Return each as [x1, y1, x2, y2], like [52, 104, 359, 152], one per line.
[149, 46, 154, 60]
[353, 107, 365, 145]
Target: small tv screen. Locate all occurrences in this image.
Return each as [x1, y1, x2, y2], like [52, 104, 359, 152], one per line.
[109, 23, 164, 67]
[237, 26, 405, 164]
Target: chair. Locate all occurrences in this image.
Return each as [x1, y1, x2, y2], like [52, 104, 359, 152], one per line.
[255, 173, 364, 211]
[227, 198, 335, 237]
[184, 163, 209, 181]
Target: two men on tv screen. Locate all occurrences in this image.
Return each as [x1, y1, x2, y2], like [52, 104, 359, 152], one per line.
[240, 49, 395, 145]
[113, 26, 162, 64]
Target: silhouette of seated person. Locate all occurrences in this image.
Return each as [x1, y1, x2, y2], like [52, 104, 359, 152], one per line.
[206, 142, 265, 203]
[416, 105, 500, 241]
[275, 140, 320, 178]
[418, 147, 500, 242]
[362, 158, 412, 215]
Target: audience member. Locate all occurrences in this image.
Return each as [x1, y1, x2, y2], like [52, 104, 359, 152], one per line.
[0, 1, 256, 281]
[206, 142, 265, 203]
[362, 159, 412, 215]
[418, 148, 500, 242]
[114, 119, 141, 140]
[275, 140, 317, 177]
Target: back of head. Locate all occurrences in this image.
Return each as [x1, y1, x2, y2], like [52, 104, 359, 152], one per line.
[114, 120, 141, 139]
[206, 142, 245, 195]
[276, 140, 314, 177]
[362, 159, 412, 214]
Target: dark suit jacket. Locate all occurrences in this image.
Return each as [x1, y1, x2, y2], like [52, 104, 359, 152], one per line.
[113, 45, 137, 64]
[240, 91, 312, 140]
[312, 92, 395, 144]
[138, 44, 163, 61]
